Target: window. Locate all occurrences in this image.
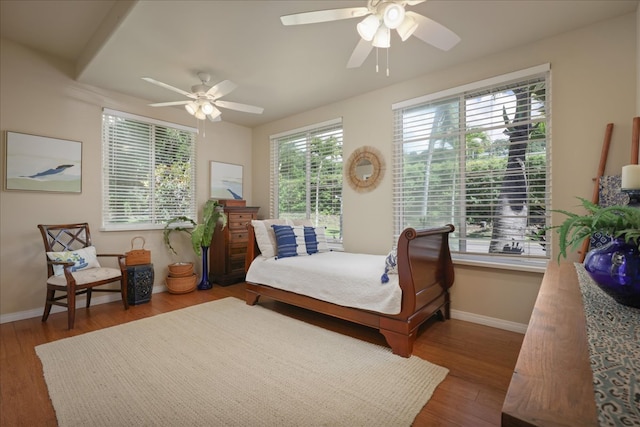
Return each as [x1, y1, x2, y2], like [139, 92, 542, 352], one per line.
[102, 109, 197, 230]
[270, 119, 343, 245]
[392, 65, 550, 267]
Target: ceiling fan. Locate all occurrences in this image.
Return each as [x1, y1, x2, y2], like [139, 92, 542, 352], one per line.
[142, 73, 264, 122]
[280, 0, 460, 72]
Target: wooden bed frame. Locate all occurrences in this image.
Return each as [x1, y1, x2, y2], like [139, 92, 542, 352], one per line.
[244, 225, 455, 357]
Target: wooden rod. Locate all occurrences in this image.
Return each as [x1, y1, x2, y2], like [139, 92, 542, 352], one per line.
[579, 123, 614, 262]
[632, 116, 639, 164]
[592, 123, 614, 203]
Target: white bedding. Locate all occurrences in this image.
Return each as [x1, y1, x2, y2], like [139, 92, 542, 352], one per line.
[246, 251, 402, 315]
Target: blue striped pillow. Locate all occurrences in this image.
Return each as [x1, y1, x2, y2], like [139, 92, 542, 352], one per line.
[272, 225, 298, 258]
[303, 226, 319, 254]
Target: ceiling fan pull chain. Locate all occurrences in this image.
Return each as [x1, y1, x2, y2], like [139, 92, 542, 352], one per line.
[375, 47, 379, 73]
[386, 48, 390, 77]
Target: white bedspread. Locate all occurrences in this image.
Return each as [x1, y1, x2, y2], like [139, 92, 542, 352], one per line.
[246, 252, 402, 315]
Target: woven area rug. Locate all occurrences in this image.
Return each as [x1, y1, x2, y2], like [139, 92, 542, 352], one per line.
[36, 297, 448, 426]
[575, 264, 640, 427]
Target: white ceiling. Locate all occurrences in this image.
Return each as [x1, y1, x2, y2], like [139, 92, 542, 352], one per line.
[1, 0, 637, 128]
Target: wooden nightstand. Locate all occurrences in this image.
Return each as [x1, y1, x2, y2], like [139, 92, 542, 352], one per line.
[209, 203, 259, 286]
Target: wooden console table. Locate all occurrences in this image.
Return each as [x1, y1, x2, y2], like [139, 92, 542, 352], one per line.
[501, 262, 598, 427]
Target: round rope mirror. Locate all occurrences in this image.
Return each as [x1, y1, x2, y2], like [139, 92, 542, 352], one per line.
[346, 146, 385, 193]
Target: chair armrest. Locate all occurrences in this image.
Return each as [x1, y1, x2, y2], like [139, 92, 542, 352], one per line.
[97, 254, 128, 271]
[47, 260, 75, 268]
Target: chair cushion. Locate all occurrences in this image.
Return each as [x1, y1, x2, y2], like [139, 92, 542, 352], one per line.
[46, 246, 101, 276]
[47, 267, 121, 286]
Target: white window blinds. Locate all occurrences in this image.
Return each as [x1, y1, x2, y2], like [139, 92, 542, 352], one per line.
[102, 109, 197, 230]
[392, 66, 551, 264]
[270, 119, 343, 243]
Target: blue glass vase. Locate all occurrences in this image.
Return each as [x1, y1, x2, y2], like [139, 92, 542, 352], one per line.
[197, 246, 212, 290]
[584, 237, 640, 308]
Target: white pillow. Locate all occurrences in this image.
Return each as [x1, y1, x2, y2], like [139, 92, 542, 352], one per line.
[251, 219, 290, 258]
[315, 227, 330, 252]
[46, 246, 101, 276]
[292, 219, 313, 227]
[292, 225, 308, 256]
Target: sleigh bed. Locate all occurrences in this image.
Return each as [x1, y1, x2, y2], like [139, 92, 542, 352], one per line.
[244, 221, 455, 357]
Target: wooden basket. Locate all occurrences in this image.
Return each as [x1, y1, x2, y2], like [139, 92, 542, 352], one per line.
[168, 262, 194, 277]
[166, 273, 197, 294]
[125, 236, 151, 266]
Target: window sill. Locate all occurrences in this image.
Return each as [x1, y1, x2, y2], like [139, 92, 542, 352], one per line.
[452, 254, 548, 274]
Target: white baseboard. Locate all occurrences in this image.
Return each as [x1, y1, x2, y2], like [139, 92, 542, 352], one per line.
[450, 309, 528, 334]
[0, 285, 168, 324]
[2, 289, 528, 334]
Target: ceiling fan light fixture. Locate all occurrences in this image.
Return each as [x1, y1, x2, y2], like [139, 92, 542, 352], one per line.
[396, 15, 417, 41]
[208, 107, 222, 121]
[356, 15, 380, 41]
[372, 25, 390, 48]
[185, 102, 198, 115]
[194, 109, 206, 120]
[382, 3, 405, 29]
[200, 101, 215, 115]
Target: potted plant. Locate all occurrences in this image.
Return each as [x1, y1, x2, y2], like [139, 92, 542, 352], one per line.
[551, 197, 640, 258]
[164, 199, 227, 290]
[550, 197, 639, 307]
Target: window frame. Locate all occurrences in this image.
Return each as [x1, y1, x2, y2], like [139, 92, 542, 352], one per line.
[270, 118, 344, 247]
[391, 65, 551, 272]
[101, 108, 197, 231]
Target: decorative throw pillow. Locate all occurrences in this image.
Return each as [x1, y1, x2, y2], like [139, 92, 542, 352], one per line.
[292, 225, 308, 256]
[251, 219, 289, 258]
[314, 226, 330, 252]
[303, 226, 319, 254]
[46, 246, 101, 276]
[272, 225, 298, 259]
[381, 248, 398, 284]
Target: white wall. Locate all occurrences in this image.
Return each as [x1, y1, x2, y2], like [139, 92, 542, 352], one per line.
[252, 12, 636, 326]
[0, 38, 254, 318]
[1, 12, 636, 326]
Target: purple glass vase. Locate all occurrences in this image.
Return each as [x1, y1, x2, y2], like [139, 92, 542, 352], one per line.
[584, 237, 640, 308]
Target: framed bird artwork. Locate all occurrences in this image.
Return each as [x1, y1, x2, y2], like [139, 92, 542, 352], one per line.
[4, 131, 81, 193]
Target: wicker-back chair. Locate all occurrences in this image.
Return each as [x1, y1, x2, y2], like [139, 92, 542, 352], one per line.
[37, 223, 129, 329]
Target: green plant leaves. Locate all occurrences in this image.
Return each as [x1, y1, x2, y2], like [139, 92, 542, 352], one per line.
[163, 200, 228, 258]
[550, 197, 640, 260]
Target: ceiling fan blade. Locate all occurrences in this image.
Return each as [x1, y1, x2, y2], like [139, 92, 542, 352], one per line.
[406, 11, 460, 51]
[404, 0, 426, 5]
[149, 100, 190, 107]
[281, 7, 368, 26]
[142, 77, 192, 97]
[206, 80, 238, 99]
[214, 100, 264, 114]
[347, 38, 374, 69]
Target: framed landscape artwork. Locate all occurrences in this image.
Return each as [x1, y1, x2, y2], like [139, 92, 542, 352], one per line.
[4, 131, 82, 193]
[210, 161, 243, 200]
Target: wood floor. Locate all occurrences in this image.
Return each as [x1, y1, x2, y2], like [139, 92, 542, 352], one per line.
[0, 283, 524, 426]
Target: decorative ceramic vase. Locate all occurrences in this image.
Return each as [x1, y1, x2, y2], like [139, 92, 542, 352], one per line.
[583, 237, 640, 308]
[197, 246, 212, 290]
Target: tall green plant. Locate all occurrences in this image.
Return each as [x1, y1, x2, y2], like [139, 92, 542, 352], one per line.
[163, 200, 227, 257]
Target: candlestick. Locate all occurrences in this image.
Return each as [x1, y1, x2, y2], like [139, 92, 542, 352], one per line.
[621, 164, 640, 190]
[622, 189, 640, 207]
